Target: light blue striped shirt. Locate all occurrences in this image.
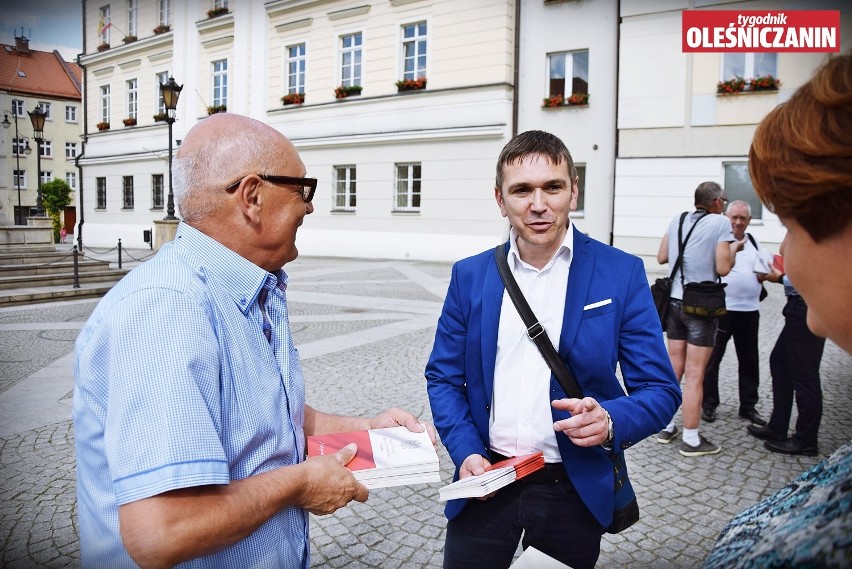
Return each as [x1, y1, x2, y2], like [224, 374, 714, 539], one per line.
[74, 222, 309, 568]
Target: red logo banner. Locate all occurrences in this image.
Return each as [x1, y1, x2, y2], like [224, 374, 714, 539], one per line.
[682, 10, 840, 52]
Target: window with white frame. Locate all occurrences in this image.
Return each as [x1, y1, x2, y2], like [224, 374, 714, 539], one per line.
[96, 177, 106, 209]
[11, 99, 24, 116]
[65, 105, 77, 122]
[13, 170, 26, 189]
[40, 141, 52, 158]
[38, 102, 52, 120]
[724, 162, 764, 220]
[574, 165, 586, 213]
[65, 142, 78, 159]
[123, 176, 134, 209]
[127, 78, 138, 119]
[333, 165, 356, 211]
[401, 22, 427, 81]
[152, 174, 164, 209]
[40, 171, 53, 185]
[156, 71, 169, 114]
[99, 5, 111, 44]
[722, 53, 777, 87]
[128, 0, 138, 37]
[100, 85, 110, 122]
[340, 33, 362, 87]
[286, 44, 306, 94]
[395, 162, 421, 211]
[66, 172, 77, 190]
[158, 0, 170, 26]
[214, 0, 228, 9]
[12, 138, 29, 156]
[547, 50, 589, 101]
[212, 59, 228, 107]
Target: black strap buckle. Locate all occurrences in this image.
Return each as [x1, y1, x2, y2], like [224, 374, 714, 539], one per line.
[527, 322, 544, 339]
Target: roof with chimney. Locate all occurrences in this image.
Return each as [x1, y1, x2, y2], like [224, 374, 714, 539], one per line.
[1, 36, 81, 101]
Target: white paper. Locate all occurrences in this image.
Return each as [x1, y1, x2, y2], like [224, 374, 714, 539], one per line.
[510, 546, 571, 568]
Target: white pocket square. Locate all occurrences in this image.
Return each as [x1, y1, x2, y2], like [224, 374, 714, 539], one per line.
[583, 299, 612, 310]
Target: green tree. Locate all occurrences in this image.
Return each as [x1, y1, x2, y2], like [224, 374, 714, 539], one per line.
[40, 179, 73, 243]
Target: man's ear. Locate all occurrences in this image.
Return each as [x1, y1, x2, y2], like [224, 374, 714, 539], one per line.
[494, 186, 507, 217]
[234, 175, 264, 222]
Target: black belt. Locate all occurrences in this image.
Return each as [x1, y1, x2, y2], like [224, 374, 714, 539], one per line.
[490, 451, 570, 484]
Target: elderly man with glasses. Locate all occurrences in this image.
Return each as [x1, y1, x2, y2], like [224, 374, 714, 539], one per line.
[655, 181, 745, 457]
[73, 113, 434, 568]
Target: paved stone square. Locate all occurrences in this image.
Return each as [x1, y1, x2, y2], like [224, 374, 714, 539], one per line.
[1, 254, 849, 567]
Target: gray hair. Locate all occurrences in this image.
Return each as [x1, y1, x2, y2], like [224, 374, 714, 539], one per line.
[174, 115, 284, 223]
[726, 200, 751, 215]
[694, 181, 724, 208]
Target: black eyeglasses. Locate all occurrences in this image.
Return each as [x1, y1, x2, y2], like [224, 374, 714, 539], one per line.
[225, 174, 317, 203]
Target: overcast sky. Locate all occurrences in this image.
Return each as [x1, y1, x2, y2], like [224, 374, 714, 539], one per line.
[0, 0, 83, 61]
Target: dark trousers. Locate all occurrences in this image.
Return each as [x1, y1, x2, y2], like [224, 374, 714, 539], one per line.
[703, 310, 761, 414]
[767, 296, 825, 446]
[443, 477, 604, 569]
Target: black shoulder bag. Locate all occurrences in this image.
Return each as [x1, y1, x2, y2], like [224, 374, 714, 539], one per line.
[747, 233, 769, 302]
[493, 245, 639, 534]
[651, 211, 703, 330]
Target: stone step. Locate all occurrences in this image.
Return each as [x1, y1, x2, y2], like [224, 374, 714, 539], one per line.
[0, 269, 129, 291]
[0, 259, 114, 277]
[0, 281, 121, 307]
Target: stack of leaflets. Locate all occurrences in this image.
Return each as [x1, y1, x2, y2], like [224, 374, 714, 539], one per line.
[438, 451, 545, 501]
[306, 425, 441, 489]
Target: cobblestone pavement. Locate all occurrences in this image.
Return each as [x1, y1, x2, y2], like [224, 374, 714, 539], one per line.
[1, 254, 850, 568]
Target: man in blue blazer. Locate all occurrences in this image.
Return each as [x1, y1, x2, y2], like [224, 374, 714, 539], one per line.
[426, 131, 680, 568]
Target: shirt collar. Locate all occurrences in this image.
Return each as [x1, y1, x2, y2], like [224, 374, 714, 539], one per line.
[172, 222, 287, 315]
[507, 222, 574, 272]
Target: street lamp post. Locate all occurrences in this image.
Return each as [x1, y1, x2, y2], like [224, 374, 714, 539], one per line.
[28, 107, 47, 217]
[2, 111, 33, 224]
[160, 77, 183, 220]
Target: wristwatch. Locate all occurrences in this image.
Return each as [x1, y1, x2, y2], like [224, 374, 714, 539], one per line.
[602, 410, 614, 450]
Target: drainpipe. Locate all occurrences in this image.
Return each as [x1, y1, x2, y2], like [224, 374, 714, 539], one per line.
[76, 0, 87, 251]
[609, 0, 621, 247]
[511, 0, 521, 137]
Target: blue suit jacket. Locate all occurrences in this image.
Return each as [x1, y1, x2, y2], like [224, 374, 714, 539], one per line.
[425, 228, 680, 527]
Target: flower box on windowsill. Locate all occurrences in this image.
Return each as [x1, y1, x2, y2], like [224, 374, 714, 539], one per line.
[207, 105, 227, 115]
[97, 42, 110, 52]
[153, 112, 168, 122]
[541, 92, 589, 108]
[122, 117, 137, 127]
[281, 93, 305, 105]
[207, 6, 230, 18]
[122, 35, 138, 44]
[96, 122, 110, 131]
[749, 75, 781, 92]
[396, 77, 427, 92]
[717, 77, 747, 95]
[334, 85, 362, 99]
[153, 24, 171, 34]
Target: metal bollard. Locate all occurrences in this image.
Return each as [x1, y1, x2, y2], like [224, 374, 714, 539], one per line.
[72, 246, 81, 289]
[118, 239, 122, 269]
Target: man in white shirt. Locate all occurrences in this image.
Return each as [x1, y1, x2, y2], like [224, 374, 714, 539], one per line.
[702, 200, 768, 426]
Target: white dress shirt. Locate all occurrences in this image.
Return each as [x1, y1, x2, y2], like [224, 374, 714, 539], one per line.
[490, 225, 574, 463]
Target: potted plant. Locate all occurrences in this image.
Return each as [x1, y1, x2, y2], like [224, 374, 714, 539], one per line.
[207, 105, 227, 115]
[566, 92, 589, 106]
[97, 42, 110, 52]
[122, 35, 138, 44]
[207, 6, 230, 18]
[96, 121, 110, 131]
[153, 23, 171, 34]
[281, 93, 305, 105]
[334, 85, 363, 99]
[749, 75, 781, 92]
[542, 94, 564, 108]
[717, 76, 747, 95]
[153, 112, 168, 122]
[396, 77, 427, 92]
[122, 117, 137, 127]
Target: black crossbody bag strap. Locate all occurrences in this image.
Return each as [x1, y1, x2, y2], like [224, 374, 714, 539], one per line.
[493, 245, 582, 399]
[677, 211, 709, 286]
